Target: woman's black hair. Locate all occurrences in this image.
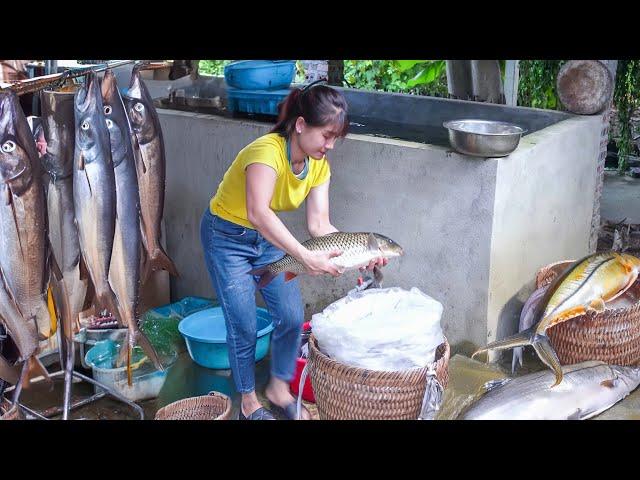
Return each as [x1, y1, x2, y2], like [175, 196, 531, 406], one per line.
[270, 80, 349, 138]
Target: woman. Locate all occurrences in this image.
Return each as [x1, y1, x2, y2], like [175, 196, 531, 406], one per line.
[201, 82, 387, 420]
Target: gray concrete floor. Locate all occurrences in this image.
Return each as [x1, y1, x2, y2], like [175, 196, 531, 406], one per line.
[600, 170, 640, 223]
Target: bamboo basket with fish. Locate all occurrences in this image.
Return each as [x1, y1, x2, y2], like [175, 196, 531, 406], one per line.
[537, 260, 640, 366]
[308, 334, 449, 420]
[154, 391, 232, 420]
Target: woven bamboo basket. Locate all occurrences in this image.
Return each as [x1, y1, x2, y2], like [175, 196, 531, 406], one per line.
[308, 334, 449, 420]
[535, 259, 640, 366]
[0, 398, 23, 420]
[154, 391, 232, 420]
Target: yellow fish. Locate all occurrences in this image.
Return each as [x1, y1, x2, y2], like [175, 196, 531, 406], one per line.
[473, 252, 640, 387]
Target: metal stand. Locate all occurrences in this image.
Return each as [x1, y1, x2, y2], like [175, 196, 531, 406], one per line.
[10, 328, 144, 420]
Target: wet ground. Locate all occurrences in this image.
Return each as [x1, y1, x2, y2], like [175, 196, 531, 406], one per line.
[11, 345, 639, 420]
[14, 352, 318, 421]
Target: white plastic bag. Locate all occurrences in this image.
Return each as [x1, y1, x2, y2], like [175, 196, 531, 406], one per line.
[311, 287, 445, 372]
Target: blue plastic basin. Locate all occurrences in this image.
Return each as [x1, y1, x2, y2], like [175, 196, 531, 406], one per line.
[224, 60, 296, 90]
[178, 306, 274, 369]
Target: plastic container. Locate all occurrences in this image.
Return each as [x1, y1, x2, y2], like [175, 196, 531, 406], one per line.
[151, 296, 217, 318]
[290, 321, 315, 402]
[224, 60, 296, 90]
[84, 340, 171, 401]
[178, 306, 274, 369]
[226, 87, 289, 116]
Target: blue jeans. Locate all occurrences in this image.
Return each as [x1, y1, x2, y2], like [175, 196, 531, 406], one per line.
[200, 209, 304, 394]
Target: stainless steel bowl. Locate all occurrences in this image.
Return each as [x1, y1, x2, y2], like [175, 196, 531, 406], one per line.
[443, 119, 527, 157]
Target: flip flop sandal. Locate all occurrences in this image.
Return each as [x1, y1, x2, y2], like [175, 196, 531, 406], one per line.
[270, 401, 308, 420]
[238, 406, 276, 420]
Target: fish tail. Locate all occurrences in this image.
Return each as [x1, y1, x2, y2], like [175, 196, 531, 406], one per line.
[472, 326, 536, 361]
[134, 329, 165, 372]
[249, 266, 277, 289]
[511, 347, 524, 374]
[142, 246, 179, 283]
[532, 335, 564, 387]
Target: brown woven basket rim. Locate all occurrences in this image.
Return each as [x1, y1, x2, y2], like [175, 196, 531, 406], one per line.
[537, 259, 640, 315]
[308, 333, 448, 377]
[154, 391, 232, 420]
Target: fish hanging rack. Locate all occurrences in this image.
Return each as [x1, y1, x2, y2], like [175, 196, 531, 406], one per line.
[0, 60, 164, 96]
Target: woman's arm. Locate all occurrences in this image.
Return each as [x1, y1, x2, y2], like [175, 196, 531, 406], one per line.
[305, 180, 339, 237]
[245, 163, 343, 277]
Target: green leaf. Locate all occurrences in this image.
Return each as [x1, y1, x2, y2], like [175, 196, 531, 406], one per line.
[396, 60, 427, 72]
[406, 61, 445, 88]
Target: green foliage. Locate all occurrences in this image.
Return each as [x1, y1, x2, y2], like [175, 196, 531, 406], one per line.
[198, 60, 232, 76]
[517, 60, 566, 110]
[613, 60, 640, 173]
[343, 60, 448, 97]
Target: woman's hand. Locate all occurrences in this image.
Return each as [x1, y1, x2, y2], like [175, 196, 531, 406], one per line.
[299, 248, 344, 277]
[359, 257, 388, 273]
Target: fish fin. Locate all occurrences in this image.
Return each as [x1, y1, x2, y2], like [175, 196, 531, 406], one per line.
[0, 263, 25, 320]
[78, 254, 89, 282]
[531, 335, 564, 387]
[367, 233, 379, 251]
[7, 187, 24, 258]
[24, 356, 53, 391]
[131, 133, 147, 174]
[482, 378, 510, 392]
[567, 408, 582, 420]
[249, 266, 277, 289]
[142, 247, 179, 284]
[600, 378, 618, 389]
[2, 185, 10, 206]
[135, 330, 164, 372]
[49, 251, 63, 282]
[77, 151, 85, 170]
[372, 265, 384, 287]
[472, 326, 535, 361]
[604, 269, 639, 303]
[588, 298, 606, 313]
[545, 305, 587, 328]
[284, 272, 298, 282]
[0, 354, 21, 385]
[511, 347, 524, 374]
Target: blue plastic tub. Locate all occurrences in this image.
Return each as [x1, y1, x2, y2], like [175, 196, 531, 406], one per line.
[224, 60, 296, 90]
[178, 306, 274, 369]
[226, 87, 290, 116]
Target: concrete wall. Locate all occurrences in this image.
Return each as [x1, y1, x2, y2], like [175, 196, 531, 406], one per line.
[486, 114, 602, 350]
[159, 109, 498, 351]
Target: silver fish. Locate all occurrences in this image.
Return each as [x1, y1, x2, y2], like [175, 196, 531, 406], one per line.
[249, 232, 404, 288]
[0, 90, 50, 343]
[459, 361, 640, 420]
[101, 70, 163, 375]
[123, 66, 178, 283]
[73, 71, 121, 322]
[39, 87, 88, 341]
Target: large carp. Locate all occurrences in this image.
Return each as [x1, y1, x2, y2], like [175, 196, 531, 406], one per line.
[101, 69, 163, 376]
[123, 66, 178, 283]
[474, 252, 640, 386]
[249, 232, 404, 288]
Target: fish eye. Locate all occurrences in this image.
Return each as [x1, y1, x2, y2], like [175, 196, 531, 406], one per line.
[134, 102, 144, 112]
[105, 119, 113, 128]
[104, 105, 112, 115]
[81, 121, 90, 130]
[1, 140, 16, 153]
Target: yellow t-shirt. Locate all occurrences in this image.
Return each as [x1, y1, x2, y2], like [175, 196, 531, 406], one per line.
[209, 133, 331, 229]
